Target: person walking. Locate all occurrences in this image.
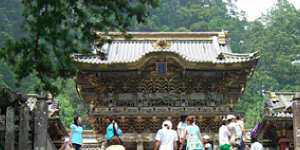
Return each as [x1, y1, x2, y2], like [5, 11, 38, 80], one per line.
[227, 115, 243, 150]
[106, 115, 123, 147]
[69, 116, 84, 150]
[154, 120, 178, 150]
[180, 116, 204, 150]
[106, 136, 126, 150]
[218, 119, 231, 150]
[237, 115, 247, 150]
[177, 115, 188, 150]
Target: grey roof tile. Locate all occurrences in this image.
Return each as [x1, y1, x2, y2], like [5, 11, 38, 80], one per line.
[265, 92, 295, 118]
[74, 36, 258, 65]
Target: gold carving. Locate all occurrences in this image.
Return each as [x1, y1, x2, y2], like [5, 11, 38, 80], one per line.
[152, 39, 171, 48]
[218, 32, 226, 45]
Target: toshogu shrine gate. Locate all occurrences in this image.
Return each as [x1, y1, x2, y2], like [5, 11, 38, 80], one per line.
[72, 31, 260, 150]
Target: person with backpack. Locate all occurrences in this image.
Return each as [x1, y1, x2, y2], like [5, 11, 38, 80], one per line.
[106, 115, 123, 147]
[227, 115, 243, 150]
[237, 115, 247, 150]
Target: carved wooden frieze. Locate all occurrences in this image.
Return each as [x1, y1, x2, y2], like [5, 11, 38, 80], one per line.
[81, 71, 236, 95]
[90, 115, 223, 134]
[92, 106, 231, 115]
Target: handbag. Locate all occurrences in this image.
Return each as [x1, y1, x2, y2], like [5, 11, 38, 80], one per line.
[113, 122, 123, 144]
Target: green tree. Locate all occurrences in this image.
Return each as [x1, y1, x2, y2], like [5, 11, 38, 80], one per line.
[0, 0, 23, 46]
[132, 0, 248, 52]
[57, 79, 91, 129]
[1, 0, 159, 94]
[237, 0, 300, 128]
[57, 94, 74, 128]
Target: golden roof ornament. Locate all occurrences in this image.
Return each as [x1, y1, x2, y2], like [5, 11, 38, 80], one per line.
[152, 39, 171, 48]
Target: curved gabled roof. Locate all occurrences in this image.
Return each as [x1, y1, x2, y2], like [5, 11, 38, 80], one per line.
[73, 32, 259, 65]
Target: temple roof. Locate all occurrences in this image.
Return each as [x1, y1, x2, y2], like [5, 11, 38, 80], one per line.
[264, 92, 295, 119]
[73, 32, 259, 66]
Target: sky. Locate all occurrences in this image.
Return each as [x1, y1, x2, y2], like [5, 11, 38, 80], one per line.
[235, 0, 300, 21]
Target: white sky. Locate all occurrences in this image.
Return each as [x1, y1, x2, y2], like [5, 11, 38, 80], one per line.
[235, 0, 300, 21]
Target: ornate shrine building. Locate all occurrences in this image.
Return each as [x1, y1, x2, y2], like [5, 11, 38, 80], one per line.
[253, 92, 295, 150]
[73, 31, 259, 149]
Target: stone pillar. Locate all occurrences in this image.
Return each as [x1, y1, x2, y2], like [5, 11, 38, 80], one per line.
[213, 133, 219, 150]
[293, 93, 300, 150]
[137, 141, 144, 150]
[19, 105, 30, 150]
[5, 107, 15, 150]
[33, 95, 48, 150]
[136, 134, 144, 150]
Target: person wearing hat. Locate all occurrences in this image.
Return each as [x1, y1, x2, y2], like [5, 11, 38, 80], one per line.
[227, 114, 243, 150]
[154, 120, 178, 150]
[218, 119, 231, 150]
[203, 135, 212, 150]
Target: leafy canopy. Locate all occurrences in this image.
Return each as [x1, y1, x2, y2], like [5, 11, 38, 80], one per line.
[0, 0, 159, 94]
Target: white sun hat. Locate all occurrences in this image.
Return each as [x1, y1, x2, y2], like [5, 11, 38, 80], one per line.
[203, 135, 210, 139]
[162, 120, 172, 129]
[227, 114, 236, 120]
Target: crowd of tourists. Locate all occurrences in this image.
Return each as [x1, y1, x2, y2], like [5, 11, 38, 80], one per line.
[57, 114, 264, 150]
[154, 114, 263, 150]
[218, 114, 263, 150]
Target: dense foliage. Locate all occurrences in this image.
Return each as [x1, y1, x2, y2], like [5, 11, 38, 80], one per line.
[1, 0, 300, 128]
[0, 0, 159, 94]
[235, 0, 300, 127]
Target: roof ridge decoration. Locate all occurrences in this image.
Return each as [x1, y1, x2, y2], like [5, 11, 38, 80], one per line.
[96, 31, 228, 44]
[152, 39, 171, 49]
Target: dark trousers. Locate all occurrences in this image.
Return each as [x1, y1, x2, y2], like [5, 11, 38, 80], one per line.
[240, 140, 245, 150]
[72, 143, 82, 150]
[179, 139, 187, 150]
[106, 140, 110, 147]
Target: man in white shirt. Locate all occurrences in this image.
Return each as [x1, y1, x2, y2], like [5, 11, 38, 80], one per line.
[227, 115, 243, 150]
[155, 120, 178, 150]
[219, 119, 231, 150]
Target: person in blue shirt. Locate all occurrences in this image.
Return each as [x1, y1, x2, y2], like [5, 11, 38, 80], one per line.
[69, 116, 83, 150]
[106, 115, 122, 147]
